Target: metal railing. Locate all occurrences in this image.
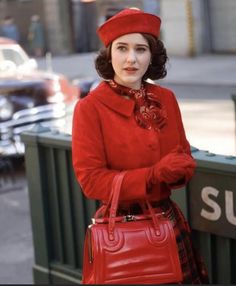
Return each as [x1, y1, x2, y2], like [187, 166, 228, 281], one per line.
[21, 126, 236, 284]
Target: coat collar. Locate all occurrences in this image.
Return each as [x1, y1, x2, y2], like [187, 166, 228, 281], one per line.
[90, 81, 135, 117]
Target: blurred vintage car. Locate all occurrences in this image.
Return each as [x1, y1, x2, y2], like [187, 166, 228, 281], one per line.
[0, 37, 80, 157]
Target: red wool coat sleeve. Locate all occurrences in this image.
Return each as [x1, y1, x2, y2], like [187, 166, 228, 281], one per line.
[72, 97, 149, 202]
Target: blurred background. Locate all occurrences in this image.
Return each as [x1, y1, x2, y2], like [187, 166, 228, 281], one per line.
[1, 0, 235, 155]
[0, 0, 236, 57]
[0, 0, 236, 284]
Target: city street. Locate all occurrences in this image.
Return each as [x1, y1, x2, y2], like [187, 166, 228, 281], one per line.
[0, 53, 236, 284]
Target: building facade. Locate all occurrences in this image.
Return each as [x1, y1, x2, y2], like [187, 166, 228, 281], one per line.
[0, 0, 235, 56]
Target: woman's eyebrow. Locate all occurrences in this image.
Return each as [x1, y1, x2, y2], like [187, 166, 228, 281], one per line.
[115, 42, 128, 45]
[115, 42, 149, 47]
[136, 44, 149, 48]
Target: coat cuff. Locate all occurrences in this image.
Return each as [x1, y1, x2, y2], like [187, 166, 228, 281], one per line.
[120, 167, 150, 201]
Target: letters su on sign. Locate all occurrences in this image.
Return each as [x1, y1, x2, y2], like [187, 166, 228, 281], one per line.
[201, 186, 236, 226]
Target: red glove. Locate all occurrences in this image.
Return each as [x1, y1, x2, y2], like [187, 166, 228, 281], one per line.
[148, 145, 196, 185]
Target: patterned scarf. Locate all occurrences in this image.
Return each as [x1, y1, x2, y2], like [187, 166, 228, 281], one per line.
[108, 80, 167, 131]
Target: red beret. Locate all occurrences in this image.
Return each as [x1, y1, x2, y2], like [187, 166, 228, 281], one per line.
[97, 8, 161, 47]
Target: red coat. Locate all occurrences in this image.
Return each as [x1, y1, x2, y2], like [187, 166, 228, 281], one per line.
[72, 81, 191, 203]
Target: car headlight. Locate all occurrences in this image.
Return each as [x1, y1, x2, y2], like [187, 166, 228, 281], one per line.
[0, 97, 14, 121]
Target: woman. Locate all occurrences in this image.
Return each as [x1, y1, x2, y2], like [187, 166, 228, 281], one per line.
[72, 8, 208, 284]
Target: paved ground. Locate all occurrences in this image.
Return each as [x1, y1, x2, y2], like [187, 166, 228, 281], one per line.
[0, 161, 33, 284]
[0, 52, 236, 284]
[165, 83, 236, 156]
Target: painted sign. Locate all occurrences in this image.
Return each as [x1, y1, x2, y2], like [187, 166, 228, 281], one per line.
[188, 171, 236, 239]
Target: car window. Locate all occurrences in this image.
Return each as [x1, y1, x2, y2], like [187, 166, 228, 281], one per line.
[1, 48, 25, 66]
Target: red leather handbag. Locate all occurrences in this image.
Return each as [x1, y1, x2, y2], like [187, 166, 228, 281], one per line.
[82, 173, 183, 284]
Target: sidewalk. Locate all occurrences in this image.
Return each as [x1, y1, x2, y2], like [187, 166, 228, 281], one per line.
[37, 52, 236, 87]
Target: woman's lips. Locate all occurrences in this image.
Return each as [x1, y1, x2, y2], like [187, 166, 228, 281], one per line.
[124, 67, 138, 71]
[124, 67, 138, 73]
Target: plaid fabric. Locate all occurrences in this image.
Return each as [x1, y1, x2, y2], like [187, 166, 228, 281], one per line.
[159, 199, 209, 284]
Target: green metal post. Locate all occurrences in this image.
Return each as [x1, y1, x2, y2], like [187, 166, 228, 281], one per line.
[21, 125, 52, 284]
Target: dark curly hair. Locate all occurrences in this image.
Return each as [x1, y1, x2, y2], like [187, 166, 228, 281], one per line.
[95, 33, 168, 81]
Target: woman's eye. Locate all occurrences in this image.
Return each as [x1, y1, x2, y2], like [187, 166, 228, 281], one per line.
[117, 46, 126, 51]
[136, 47, 146, 53]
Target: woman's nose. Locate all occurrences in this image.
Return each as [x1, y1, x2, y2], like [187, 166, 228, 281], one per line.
[126, 50, 136, 64]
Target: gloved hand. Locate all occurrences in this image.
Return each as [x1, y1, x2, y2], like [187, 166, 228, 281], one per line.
[148, 145, 196, 185]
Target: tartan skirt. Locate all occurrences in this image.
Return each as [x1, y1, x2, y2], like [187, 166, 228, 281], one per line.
[158, 198, 209, 284]
[116, 198, 210, 284]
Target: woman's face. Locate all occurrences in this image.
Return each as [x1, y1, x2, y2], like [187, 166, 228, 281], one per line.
[111, 33, 151, 89]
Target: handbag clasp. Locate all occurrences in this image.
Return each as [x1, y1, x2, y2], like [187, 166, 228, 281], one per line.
[124, 215, 136, 222]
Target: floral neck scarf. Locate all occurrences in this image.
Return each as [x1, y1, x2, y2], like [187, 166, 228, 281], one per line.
[108, 80, 167, 131]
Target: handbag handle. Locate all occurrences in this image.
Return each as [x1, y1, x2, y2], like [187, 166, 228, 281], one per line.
[108, 172, 161, 240]
[94, 174, 123, 219]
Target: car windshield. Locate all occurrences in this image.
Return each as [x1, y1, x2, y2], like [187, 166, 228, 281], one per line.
[1, 48, 26, 66]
